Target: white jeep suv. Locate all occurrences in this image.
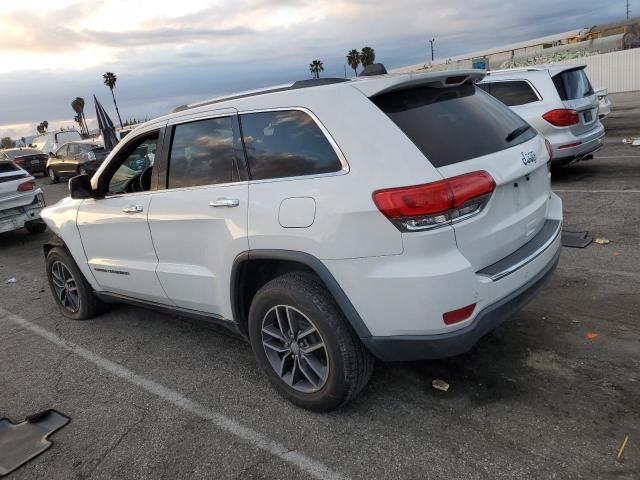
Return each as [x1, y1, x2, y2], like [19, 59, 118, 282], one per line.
[41, 70, 562, 411]
[478, 65, 605, 165]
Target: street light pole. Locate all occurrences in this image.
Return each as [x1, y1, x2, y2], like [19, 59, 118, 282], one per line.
[429, 38, 436, 62]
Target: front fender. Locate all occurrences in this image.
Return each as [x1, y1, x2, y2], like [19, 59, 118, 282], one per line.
[41, 197, 100, 289]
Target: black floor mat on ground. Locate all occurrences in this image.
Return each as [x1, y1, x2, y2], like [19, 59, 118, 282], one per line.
[0, 410, 70, 477]
[562, 230, 592, 248]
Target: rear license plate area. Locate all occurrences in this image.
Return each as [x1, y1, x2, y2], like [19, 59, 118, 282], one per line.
[583, 110, 593, 123]
[30, 160, 40, 165]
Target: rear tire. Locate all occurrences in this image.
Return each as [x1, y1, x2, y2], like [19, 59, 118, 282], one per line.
[48, 168, 59, 184]
[248, 272, 374, 411]
[46, 247, 107, 320]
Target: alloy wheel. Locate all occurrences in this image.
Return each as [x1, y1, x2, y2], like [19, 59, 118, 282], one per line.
[50, 261, 80, 313]
[261, 305, 329, 393]
[48, 169, 55, 181]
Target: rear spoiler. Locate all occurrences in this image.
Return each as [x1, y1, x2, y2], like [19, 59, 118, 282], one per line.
[350, 70, 486, 97]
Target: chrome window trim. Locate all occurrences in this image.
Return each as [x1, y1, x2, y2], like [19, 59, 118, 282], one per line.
[478, 78, 543, 103]
[237, 106, 350, 184]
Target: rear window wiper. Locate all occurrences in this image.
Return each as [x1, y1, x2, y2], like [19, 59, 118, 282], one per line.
[505, 124, 531, 143]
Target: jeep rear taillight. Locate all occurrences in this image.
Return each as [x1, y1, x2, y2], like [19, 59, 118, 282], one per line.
[372, 171, 495, 231]
[542, 109, 579, 127]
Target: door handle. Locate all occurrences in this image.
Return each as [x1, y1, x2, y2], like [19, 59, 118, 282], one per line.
[209, 198, 240, 208]
[122, 205, 143, 213]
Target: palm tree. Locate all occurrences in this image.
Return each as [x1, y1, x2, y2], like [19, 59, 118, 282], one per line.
[71, 97, 89, 135]
[346, 49, 361, 77]
[360, 47, 376, 67]
[309, 60, 324, 79]
[103, 72, 123, 128]
[74, 114, 84, 132]
[42, 120, 48, 132]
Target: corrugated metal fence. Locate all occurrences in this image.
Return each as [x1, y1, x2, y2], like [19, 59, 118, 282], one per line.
[551, 48, 640, 93]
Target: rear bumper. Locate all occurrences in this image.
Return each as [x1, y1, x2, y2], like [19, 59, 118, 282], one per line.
[0, 191, 46, 233]
[362, 246, 560, 361]
[551, 122, 605, 163]
[19, 163, 47, 174]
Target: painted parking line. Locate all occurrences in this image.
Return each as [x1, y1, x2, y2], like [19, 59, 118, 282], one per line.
[0, 307, 347, 480]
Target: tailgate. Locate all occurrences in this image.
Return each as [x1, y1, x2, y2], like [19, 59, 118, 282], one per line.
[552, 67, 600, 136]
[438, 135, 551, 271]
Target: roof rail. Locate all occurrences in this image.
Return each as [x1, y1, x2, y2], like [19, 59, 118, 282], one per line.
[173, 78, 350, 113]
[486, 67, 545, 75]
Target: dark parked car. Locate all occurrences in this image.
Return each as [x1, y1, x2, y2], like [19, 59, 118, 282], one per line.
[46, 142, 109, 183]
[0, 148, 48, 176]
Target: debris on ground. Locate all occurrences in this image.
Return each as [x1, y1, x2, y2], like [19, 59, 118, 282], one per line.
[5, 278, 17, 284]
[561, 230, 592, 248]
[621, 138, 640, 145]
[586, 332, 599, 341]
[617, 434, 630, 461]
[613, 251, 621, 257]
[431, 379, 450, 392]
[594, 237, 610, 245]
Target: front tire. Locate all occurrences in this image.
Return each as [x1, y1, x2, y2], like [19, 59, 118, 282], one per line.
[248, 272, 374, 411]
[48, 168, 59, 184]
[46, 247, 107, 320]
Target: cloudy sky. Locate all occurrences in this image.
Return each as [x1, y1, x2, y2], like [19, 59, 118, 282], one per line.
[0, 0, 624, 139]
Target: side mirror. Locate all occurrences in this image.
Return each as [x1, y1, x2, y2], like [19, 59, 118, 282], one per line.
[69, 174, 94, 199]
[49, 152, 56, 158]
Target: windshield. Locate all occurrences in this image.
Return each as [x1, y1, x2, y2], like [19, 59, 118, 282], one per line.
[371, 83, 536, 168]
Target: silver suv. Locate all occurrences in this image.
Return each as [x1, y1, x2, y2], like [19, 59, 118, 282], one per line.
[479, 66, 604, 165]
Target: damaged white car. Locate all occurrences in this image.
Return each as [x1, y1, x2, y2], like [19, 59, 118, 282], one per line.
[0, 160, 47, 234]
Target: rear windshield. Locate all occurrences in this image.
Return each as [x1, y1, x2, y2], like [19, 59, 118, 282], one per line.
[3, 149, 42, 159]
[552, 68, 594, 100]
[0, 162, 20, 173]
[372, 84, 536, 168]
[80, 144, 103, 152]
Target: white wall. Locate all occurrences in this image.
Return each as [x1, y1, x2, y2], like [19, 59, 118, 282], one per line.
[555, 48, 640, 93]
[393, 48, 640, 93]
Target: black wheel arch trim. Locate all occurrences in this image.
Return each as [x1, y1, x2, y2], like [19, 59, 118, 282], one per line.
[42, 233, 67, 258]
[230, 250, 372, 340]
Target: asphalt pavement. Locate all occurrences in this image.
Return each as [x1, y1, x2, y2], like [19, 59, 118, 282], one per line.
[1, 92, 639, 479]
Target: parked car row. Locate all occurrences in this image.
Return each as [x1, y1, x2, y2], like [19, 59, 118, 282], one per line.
[41, 67, 563, 411]
[478, 65, 605, 166]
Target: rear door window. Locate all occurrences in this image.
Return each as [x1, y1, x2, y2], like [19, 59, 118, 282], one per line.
[552, 68, 594, 100]
[478, 81, 539, 106]
[167, 116, 238, 189]
[372, 84, 536, 168]
[240, 110, 343, 180]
